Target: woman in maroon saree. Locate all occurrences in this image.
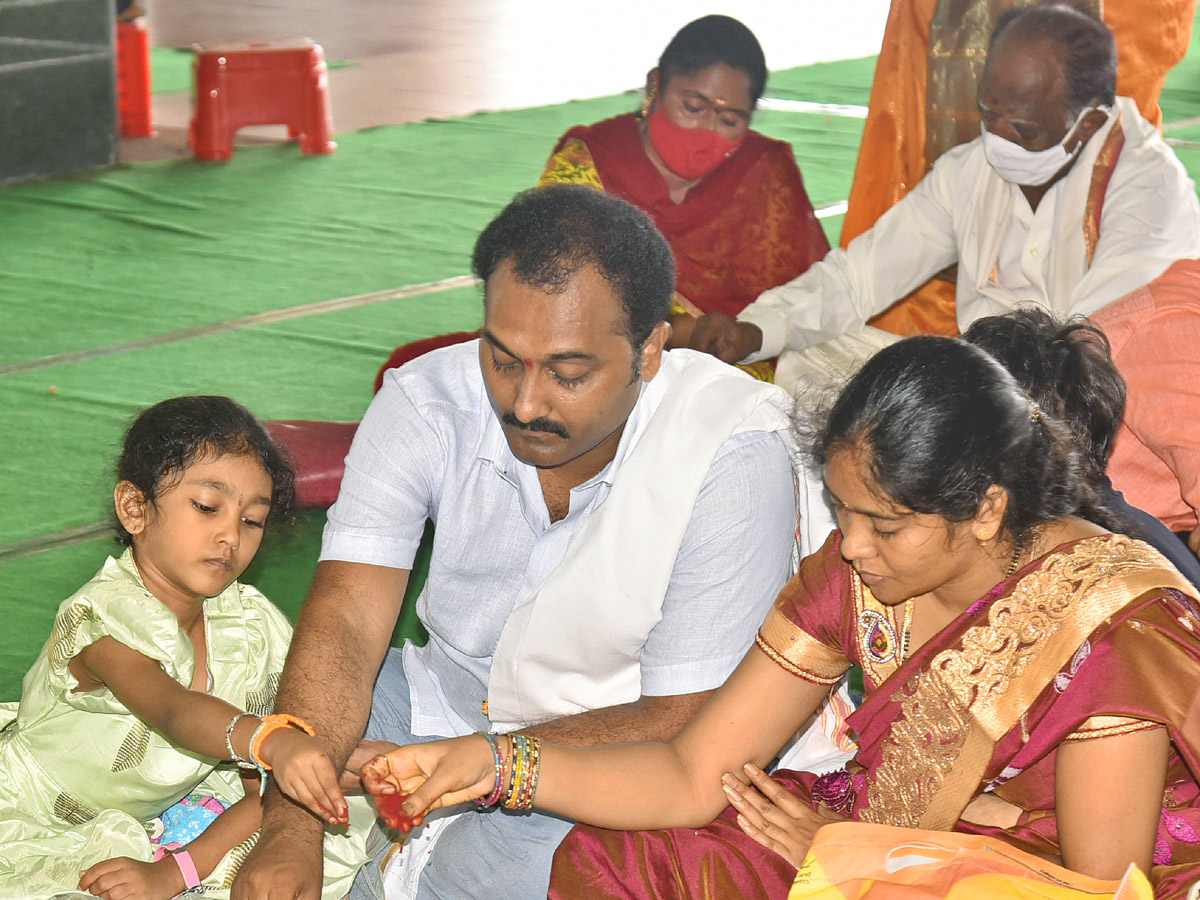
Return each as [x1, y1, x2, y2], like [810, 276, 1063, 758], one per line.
[362, 336, 1200, 899]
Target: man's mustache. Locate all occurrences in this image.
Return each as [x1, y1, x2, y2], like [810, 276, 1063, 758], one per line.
[501, 412, 570, 439]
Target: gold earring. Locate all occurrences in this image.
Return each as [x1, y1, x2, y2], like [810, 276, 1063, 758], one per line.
[640, 90, 655, 119]
[976, 529, 990, 547]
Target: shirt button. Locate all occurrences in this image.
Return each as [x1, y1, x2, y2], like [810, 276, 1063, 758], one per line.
[1030, 247, 1039, 256]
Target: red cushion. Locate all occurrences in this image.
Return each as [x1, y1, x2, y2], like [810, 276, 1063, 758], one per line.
[265, 420, 359, 509]
[374, 330, 479, 393]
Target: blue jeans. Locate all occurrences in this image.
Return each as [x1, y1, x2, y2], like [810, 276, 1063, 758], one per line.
[348, 649, 575, 900]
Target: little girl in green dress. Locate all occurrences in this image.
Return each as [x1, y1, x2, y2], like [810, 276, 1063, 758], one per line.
[0, 396, 371, 900]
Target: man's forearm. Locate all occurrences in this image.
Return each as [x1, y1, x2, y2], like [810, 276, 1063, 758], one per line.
[523, 690, 714, 747]
[261, 781, 331, 835]
[261, 606, 380, 826]
[272, 608, 379, 774]
[274, 562, 407, 766]
[263, 560, 409, 822]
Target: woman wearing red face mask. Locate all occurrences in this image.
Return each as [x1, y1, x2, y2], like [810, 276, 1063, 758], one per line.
[538, 15, 830, 375]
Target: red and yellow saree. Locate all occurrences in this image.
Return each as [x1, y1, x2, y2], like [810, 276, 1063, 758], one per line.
[539, 113, 830, 320]
[550, 532, 1200, 899]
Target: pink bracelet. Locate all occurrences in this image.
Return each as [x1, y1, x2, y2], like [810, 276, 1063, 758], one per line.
[168, 848, 203, 896]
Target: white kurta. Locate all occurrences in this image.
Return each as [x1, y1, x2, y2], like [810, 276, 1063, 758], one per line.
[739, 96, 1200, 360]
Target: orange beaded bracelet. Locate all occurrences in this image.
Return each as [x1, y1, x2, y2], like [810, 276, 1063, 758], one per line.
[248, 713, 316, 771]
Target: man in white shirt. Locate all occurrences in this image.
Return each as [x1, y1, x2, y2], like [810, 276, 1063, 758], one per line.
[690, 4, 1200, 389]
[232, 185, 821, 900]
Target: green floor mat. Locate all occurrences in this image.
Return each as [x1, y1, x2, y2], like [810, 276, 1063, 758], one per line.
[0, 98, 853, 367]
[7, 26, 1200, 704]
[1158, 12, 1200, 125]
[150, 47, 195, 94]
[0, 285, 485, 547]
[765, 56, 877, 108]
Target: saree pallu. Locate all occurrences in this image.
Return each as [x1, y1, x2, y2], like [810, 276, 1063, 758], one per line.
[549, 533, 1200, 900]
[790, 822, 1154, 899]
[538, 113, 830, 319]
[842, 0, 1194, 339]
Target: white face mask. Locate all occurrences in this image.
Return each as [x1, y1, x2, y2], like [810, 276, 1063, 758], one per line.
[981, 106, 1104, 186]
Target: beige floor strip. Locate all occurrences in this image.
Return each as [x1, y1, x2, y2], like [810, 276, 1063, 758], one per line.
[0, 274, 479, 378]
[0, 522, 111, 562]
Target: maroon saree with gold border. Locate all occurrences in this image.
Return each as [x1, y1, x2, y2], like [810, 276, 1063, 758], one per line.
[549, 533, 1200, 899]
[539, 113, 830, 319]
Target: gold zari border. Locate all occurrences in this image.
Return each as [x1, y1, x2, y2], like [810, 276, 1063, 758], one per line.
[756, 608, 848, 685]
[1065, 716, 1162, 742]
[1084, 122, 1126, 265]
[861, 536, 1194, 829]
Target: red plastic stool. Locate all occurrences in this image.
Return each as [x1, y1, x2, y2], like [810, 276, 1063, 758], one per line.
[188, 38, 337, 161]
[115, 20, 154, 138]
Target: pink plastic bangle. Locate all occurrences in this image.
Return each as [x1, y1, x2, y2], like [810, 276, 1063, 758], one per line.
[169, 848, 202, 892]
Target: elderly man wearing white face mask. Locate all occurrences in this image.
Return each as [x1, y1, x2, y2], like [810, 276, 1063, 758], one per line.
[688, 3, 1200, 392]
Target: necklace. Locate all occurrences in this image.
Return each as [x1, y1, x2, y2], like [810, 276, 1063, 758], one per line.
[898, 599, 915, 661]
[1005, 535, 1025, 579]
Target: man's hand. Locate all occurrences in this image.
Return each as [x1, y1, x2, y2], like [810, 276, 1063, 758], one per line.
[689, 313, 763, 364]
[231, 803, 325, 900]
[667, 312, 697, 350]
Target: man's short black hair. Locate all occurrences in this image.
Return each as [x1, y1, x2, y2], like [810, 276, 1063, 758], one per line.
[472, 184, 674, 349]
[990, 3, 1117, 112]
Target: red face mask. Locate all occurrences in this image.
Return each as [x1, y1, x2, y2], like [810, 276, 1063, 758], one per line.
[646, 102, 743, 181]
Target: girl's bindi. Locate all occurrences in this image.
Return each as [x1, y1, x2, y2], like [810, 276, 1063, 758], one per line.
[237, 493, 244, 508]
[523, 358, 533, 368]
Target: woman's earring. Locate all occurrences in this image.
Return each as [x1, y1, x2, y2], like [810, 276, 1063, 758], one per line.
[976, 529, 990, 547]
[641, 91, 654, 119]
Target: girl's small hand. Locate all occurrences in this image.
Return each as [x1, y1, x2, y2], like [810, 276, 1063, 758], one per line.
[722, 763, 844, 868]
[78, 855, 182, 900]
[259, 727, 350, 826]
[361, 734, 498, 820]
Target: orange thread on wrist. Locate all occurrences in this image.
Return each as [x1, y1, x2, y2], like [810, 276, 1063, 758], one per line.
[248, 713, 316, 771]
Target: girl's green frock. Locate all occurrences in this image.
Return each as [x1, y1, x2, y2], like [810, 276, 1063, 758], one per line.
[0, 549, 372, 898]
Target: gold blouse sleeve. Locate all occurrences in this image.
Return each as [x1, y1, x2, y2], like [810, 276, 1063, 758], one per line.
[756, 606, 850, 685]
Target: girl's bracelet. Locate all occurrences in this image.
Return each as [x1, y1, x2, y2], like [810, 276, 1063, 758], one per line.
[246, 713, 316, 794]
[224, 711, 258, 769]
[247, 713, 316, 771]
[166, 847, 204, 896]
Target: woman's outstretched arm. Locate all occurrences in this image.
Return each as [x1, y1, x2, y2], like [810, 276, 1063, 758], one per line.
[367, 644, 835, 831]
